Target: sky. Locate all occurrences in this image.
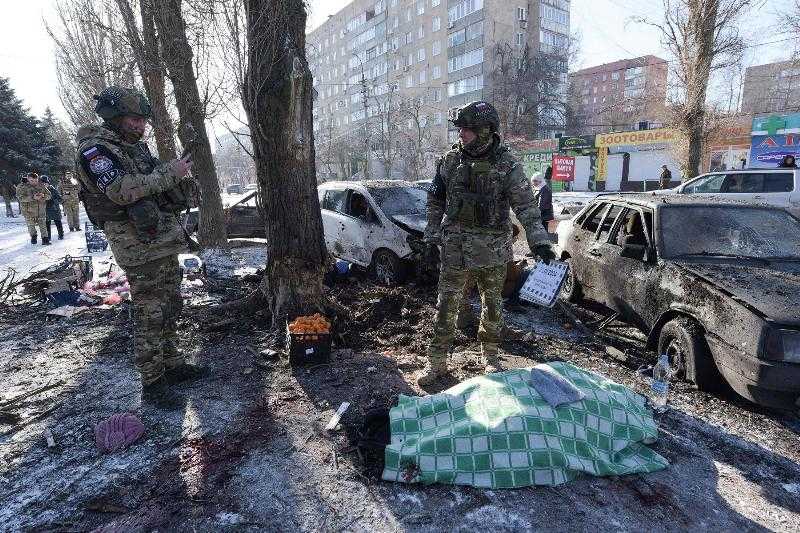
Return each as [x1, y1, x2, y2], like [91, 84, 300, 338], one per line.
[0, 0, 795, 122]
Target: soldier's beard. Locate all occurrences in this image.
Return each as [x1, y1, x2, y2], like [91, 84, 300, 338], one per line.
[461, 128, 495, 157]
[108, 119, 144, 144]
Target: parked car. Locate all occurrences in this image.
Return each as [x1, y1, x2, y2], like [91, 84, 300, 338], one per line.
[243, 183, 258, 192]
[557, 194, 800, 409]
[318, 180, 429, 284]
[182, 191, 265, 239]
[226, 184, 244, 195]
[657, 168, 800, 217]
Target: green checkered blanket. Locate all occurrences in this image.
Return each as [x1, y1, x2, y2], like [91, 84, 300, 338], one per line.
[382, 362, 668, 488]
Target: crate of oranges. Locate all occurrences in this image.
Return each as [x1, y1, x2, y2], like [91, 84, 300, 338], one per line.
[287, 313, 333, 365]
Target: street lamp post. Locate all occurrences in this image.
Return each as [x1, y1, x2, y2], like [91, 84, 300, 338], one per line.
[352, 51, 371, 179]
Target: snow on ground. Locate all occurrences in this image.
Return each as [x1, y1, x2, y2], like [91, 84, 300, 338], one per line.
[0, 205, 114, 277]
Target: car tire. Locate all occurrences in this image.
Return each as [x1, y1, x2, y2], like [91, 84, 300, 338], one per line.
[371, 249, 405, 286]
[560, 258, 583, 303]
[657, 317, 723, 392]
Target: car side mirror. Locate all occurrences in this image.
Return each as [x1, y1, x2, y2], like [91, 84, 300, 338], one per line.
[620, 243, 646, 261]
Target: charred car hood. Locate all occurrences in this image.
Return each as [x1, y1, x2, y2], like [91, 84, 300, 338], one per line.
[675, 260, 800, 324]
[390, 214, 427, 235]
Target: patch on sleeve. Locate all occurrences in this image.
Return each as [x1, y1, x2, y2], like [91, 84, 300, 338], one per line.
[80, 144, 125, 193]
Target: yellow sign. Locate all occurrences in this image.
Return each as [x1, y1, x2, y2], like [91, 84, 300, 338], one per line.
[595, 147, 608, 183]
[595, 128, 679, 148]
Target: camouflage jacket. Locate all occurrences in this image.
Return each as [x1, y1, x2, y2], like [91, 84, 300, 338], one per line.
[74, 124, 187, 268]
[15, 182, 50, 218]
[426, 137, 550, 269]
[58, 181, 81, 205]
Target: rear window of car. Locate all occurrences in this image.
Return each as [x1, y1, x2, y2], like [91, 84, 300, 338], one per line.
[597, 205, 623, 242]
[763, 172, 794, 193]
[322, 189, 348, 214]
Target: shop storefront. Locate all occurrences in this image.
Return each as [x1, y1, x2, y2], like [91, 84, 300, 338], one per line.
[750, 113, 800, 168]
[704, 117, 752, 172]
[558, 135, 596, 191]
[594, 128, 681, 191]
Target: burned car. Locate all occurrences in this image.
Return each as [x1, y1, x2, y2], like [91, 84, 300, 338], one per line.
[557, 194, 800, 409]
[183, 191, 265, 239]
[318, 180, 430, 284]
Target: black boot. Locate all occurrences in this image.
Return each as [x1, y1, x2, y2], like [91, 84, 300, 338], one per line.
[42, 237, 51, 246]
[141, 377, 183, 408]
[30, 234, 37, 245]
[164, 363, 206, 385]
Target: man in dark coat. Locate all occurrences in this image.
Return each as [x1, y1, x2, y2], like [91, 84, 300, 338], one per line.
[39, 175, 64, 240]
[532, 173, 554, 231]
[658, 165, 673, 189]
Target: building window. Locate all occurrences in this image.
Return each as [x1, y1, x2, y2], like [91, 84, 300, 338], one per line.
[405, 31, 413, 45]
[516, 32, 524, 46]
[611, 71, 620, 81]
[432, 65, 442, 79]
[448, 0, 484, 24]
[419, 69, 427, 84]
[447, 73, 484, 96]
[432, 40, 441, 56]
[434, 112, 443, 125]
[517, 6, 527, 21]
[406, 75, 413, 88]
[448, 47, 483, 73]
[407, 53, 414, 66]
[448, 20, 483, 48]
[418, 25, 425, 39]
[417, 1, 425, 15]
[433, 16, 441, 32]
[432, 0, 440, 6]
[418, 47, 426, 62]
[406, 8, 412, 22]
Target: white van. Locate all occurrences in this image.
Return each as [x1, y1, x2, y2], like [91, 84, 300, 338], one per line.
[663, 168, 800, 217]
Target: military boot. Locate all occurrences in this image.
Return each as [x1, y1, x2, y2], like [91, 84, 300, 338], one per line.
[30, 234, 37, 245]
[42, 237, 51, 246]
[164, 363, 206, 385]
[417, 357, 449, 388]
[141, 377, 183, 408]
[481, 343, 501, 374]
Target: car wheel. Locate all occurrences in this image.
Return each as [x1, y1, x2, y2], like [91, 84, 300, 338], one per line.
[560, 258, 583, 303]
[657, 317, 723, 392]
[371, 249, 405, 286]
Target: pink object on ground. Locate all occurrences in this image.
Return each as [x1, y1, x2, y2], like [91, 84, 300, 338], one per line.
[94, 413, 145, 453]
[103, 293, 122, 305]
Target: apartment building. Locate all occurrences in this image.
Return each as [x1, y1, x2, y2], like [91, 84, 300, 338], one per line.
[307, 0, 571, 179]
[742, 59, 800, 115]
[568, 55, 667, 136]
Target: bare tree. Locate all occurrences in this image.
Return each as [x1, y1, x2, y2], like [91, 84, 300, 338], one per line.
[637, 0, 759, 179]
[243, 0, 329, 323]
[395, 95, 443, 181]
[47, 0, 137, 130]
[114, 0, 177, 160]
[154, 0, 228, 248]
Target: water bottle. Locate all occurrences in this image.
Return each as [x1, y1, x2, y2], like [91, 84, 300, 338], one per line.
[651, 354, 671, 413]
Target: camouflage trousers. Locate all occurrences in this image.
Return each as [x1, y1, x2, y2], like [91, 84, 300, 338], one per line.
[23, 212, 47, 239]
[428, 263, 506, 364]
[63, 202, 80, 230]
[126, 255, 184, 385]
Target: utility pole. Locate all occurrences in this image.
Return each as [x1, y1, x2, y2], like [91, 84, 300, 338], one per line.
[353, 51, 370, 179]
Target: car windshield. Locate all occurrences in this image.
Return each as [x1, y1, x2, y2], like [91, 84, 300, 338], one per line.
[660, 206, 800, 259]
[366, 186, 427, 216]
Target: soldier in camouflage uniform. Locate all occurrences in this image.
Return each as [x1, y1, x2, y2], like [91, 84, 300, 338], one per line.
[74, 86, 200, 406]
[16, 172, 51, 245]
[419, 101, 556, 387]
[58, 174, 82, 231]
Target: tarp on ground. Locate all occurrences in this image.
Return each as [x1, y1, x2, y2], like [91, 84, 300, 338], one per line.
[382, 362, 669, 488]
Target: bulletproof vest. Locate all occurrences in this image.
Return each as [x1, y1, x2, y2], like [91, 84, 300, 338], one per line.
[445, 152, 511, 230]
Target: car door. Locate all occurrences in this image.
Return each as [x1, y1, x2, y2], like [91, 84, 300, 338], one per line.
[319, 188, 351, 260]
[226, 192, 261, 238]
[599, 206, 660, 330]
[340, 190, 379, 266]
[581, 203, 624, 304]
[566, 201, 611, 301]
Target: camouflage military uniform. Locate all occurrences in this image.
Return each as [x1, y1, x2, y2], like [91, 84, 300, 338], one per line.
[75, 123, 188, 386]
[422, 102, 552, 383]
[16, 181, 51, 242]
[58, 179, 81, 231]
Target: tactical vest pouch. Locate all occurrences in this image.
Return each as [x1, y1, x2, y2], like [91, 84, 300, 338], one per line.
[79, 190, 128, 228]
[126, 199, 161, 242]
[159, 177, 201, 214]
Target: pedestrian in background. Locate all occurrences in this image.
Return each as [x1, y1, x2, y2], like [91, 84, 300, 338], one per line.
[779, 155, 798, 168]
[58, 174, 82, 231]
[532, 172, 554, 232]
[15, 172, 51, 245]
[658, 165, 673, 189]
[39, 175, 65, 240]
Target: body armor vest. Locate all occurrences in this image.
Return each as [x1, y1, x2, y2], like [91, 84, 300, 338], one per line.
[445, 152, 511, 231]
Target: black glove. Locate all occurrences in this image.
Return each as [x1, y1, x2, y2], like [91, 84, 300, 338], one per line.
[533, 244, 556, 265]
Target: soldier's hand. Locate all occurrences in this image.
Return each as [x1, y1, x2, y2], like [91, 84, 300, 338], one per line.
[172, 155, 194, 178]
[533, 244, 557, 265]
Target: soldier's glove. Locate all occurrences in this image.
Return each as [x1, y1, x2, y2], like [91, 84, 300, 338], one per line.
[533, 244, 557, 265]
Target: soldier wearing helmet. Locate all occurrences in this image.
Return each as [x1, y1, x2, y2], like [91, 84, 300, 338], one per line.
[74, 86, 201, 407]
[418, 101, 556, 387]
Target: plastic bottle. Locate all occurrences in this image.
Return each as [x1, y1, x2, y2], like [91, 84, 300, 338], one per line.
[651, 354, 671, 413]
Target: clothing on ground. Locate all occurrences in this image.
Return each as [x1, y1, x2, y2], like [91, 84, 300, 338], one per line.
[529, 364, 586, 407]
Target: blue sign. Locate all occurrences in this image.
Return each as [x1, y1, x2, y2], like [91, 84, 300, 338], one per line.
[749, 134, 800, 168]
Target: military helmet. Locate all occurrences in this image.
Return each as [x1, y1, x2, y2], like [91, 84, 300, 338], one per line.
[450, 101, 500, 131]
[94, 86, 152, 121]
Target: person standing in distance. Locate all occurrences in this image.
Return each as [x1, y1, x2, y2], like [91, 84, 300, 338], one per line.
[16, 172, 51, 245]
[74, 86, 200, 406]
[419, 101, 555, 387]
[59, 174, 82, 231]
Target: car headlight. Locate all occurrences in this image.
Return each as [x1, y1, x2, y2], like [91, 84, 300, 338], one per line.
[764, 329, 800, 363]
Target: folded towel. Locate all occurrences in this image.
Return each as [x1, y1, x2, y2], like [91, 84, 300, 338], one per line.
[529, 364, 585, 407]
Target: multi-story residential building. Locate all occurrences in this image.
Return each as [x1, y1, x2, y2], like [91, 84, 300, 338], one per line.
[742, 59, 800, 115]
[307, 0, 571, 180]
[568, 55, 668, 136]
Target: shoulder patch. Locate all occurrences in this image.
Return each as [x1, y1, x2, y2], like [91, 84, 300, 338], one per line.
[79, 144, 125, 193]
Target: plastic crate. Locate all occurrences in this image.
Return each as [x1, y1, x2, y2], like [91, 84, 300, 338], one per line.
[288, 332, 332, 366]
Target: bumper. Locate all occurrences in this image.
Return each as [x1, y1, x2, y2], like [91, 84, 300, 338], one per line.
[707, 336, 800, 410]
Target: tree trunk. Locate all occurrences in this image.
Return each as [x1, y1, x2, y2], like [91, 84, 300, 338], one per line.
[114, 0, 177, 161]
[154, 0, 228, 248]
[243, 0, 329, 325]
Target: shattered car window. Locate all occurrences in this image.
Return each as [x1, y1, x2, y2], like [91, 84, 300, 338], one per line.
[367, 187, 427, 216]
[660, 206, 800, 259]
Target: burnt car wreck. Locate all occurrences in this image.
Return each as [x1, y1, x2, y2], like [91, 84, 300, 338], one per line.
[558, 194, 800, 409]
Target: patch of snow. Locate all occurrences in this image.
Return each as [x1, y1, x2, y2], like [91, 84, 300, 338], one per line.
[459, 505, 533, 531]
[394, 491, 423, 507]
[216, 512, 246, 525]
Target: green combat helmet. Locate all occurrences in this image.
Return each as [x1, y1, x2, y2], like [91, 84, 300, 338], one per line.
[450, 101, 500, 132]
[93, 86, 152, 121]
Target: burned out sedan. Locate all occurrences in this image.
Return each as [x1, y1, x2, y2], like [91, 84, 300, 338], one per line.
[558, 194, 800, 409]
